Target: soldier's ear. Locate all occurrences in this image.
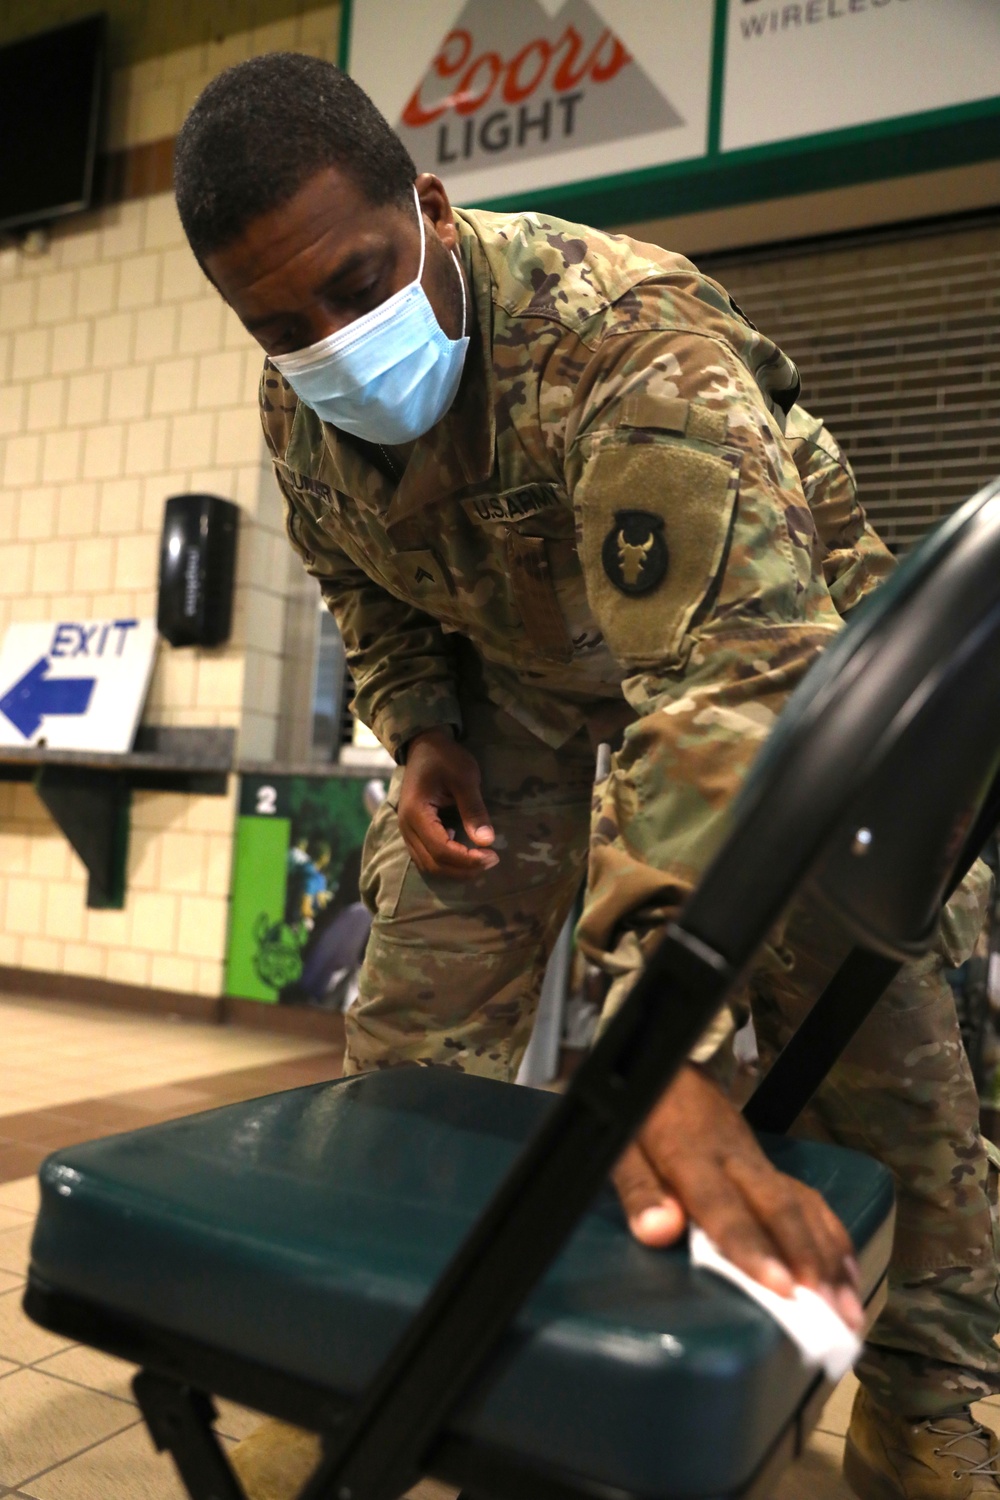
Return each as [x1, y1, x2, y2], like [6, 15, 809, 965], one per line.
[416, 173, 457, 250]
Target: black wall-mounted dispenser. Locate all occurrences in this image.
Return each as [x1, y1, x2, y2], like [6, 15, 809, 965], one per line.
[157, 494, 239, 648]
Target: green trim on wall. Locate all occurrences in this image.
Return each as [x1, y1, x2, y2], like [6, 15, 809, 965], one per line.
[706, 0, 729, 158]
[717, 91, 1000, 165]
[0, 0, 340, 70]
[338, 0, 353, 70]
[470, 98, 1000, 230]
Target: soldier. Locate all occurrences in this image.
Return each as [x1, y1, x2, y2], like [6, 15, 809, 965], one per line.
[174, 53, 1000, 1500]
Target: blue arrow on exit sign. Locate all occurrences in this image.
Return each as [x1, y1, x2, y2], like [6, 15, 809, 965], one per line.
[0, 656, 96, 739]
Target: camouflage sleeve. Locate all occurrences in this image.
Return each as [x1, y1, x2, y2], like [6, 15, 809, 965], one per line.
[280, 489, 463, 757]
[557, 328, 844, 974]
[259, 364, 462, 759]
[784, 402, 895, 617]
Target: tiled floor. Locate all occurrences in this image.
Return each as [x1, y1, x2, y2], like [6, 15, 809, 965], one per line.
[0, 994, 345, 1185]
[2, 995, 333, 1117]
[1, 992, 998, 1500]
[0, 1168, 259, 1497]
[0, 991, 347, 1496]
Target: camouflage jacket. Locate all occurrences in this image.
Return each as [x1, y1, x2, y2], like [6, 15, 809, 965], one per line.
[260, 208, 892, 958]
[783, 402, 892, 617]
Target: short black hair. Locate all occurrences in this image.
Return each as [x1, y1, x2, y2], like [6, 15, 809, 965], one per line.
[174, 52, 417, 262]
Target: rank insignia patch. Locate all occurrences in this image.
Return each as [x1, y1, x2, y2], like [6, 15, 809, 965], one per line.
[601, 510, 668, 595]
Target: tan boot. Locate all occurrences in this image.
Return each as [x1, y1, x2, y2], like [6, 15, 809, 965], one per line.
[229, 1419, 321, 1500]
[844, 1386, 1000, 1498]
[228, 1419, 459, 1500]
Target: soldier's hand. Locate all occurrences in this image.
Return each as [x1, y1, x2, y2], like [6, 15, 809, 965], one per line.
[612, 1063, 864, 1330]
[398, 728, 499, 879]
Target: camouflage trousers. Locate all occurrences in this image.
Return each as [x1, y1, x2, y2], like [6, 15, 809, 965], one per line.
[348, 699, 1000, 1417]
[752, 882, 1000, 1417]
[350, 699, 593, 1079]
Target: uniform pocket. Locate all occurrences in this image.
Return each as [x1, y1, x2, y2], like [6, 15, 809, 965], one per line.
[505, 531, 573, 662]
[358, 770, 411, 920]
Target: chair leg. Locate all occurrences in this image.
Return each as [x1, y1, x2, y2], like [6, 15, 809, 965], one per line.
[133, 1369, 249, 1500]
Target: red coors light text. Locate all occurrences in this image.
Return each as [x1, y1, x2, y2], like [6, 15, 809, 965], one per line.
[402, 24, 631, 163]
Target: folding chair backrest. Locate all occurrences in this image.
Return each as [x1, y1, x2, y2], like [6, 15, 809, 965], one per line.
[683, 474, 1000, 966]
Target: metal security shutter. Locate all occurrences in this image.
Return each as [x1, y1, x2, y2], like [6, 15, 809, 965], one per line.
[700, 215, 1000, 549]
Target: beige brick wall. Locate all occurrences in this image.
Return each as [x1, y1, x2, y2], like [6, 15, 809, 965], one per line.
[103, 8, 341, 153]
[0, 6, 341, 994]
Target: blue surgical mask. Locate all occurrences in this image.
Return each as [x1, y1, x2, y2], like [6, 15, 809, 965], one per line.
[270, 186, 470, 445]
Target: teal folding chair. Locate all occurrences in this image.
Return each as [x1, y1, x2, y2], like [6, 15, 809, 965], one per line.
[24, 475, 1000, 1500]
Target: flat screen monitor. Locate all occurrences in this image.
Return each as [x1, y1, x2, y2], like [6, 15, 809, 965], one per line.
[0, 13, 107, 235]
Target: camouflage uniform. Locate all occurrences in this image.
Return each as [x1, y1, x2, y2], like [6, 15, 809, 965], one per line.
[260, 207, 1000, 1416]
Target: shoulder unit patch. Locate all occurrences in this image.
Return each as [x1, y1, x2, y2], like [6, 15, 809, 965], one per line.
[601, 510, 668, 595]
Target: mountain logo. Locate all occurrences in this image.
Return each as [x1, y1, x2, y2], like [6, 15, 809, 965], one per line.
[395, 0, 684, 174]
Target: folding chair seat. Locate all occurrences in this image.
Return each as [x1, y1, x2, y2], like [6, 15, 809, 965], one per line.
[27, 1071, 892, 1500]
[24, 476, 1000, 1500]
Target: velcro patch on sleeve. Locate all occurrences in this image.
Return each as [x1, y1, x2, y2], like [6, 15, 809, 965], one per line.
[618, 394, 690, 434]
[617, 395, 729, 447]
[577, 437, 740, 668]
[686, 403, 730, 445]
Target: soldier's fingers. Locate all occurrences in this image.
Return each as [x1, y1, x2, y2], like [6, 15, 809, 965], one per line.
[453, 778, 494, 847]
[724, 1154, 852, 1289]
[612, 1143, 687, 1245]
[436, 840, 499, 876]
[397, 807, 434, 871]
[402, 826, 433, 874]
[397, 806, 448, 872]
[406, 799, 453, 848]
[406, 804, 499, 878]
[719, 1156, 862, 1326]
[805, 1185, 856, 1274]
[659, 1155, 797, 1297]
[769, 1176, 863, 1327]
[417, 821, 498, 872]
[808, 1193, 864, 1326]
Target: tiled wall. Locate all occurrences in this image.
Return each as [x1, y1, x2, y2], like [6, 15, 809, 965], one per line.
[0, 781, 234, 996]
[0, 6, 340, 996]
[102, 9, 340, 153]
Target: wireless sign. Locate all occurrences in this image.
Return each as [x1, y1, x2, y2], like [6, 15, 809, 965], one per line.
[0, 618, 158, 753]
